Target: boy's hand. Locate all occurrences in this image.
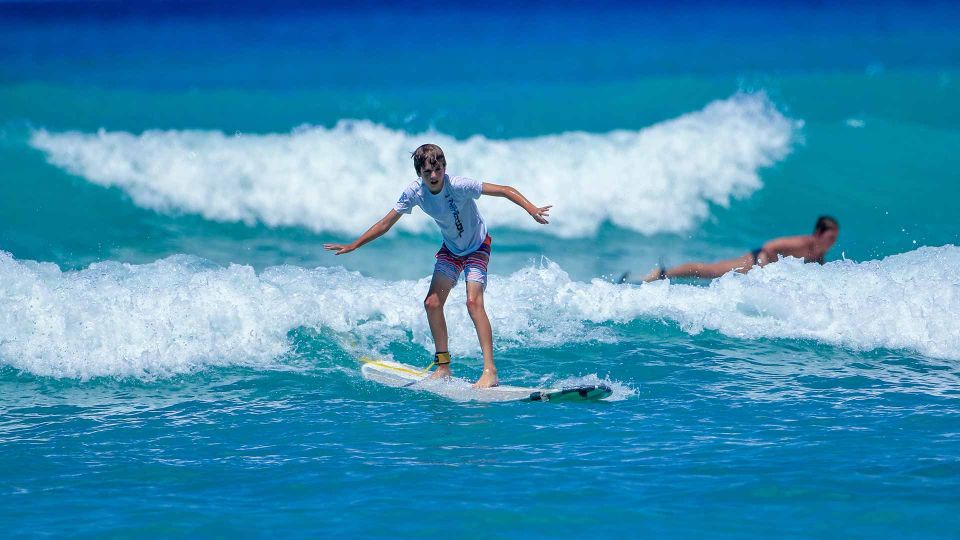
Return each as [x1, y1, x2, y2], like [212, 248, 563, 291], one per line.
[529, 205, 552, 224]
[323, 243, 356, 255]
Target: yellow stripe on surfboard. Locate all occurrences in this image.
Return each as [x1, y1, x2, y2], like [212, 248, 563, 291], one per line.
[359, 357, 432, 377]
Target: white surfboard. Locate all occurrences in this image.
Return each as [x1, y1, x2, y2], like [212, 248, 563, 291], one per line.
[360, 358, 612, 403]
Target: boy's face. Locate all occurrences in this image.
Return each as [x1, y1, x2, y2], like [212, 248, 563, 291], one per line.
[420, 160, 446, 193]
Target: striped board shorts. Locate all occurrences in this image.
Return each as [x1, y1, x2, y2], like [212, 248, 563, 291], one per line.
[434, 234, 492, 286]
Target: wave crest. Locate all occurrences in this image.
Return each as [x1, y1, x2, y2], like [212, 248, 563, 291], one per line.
[30, 93, 797, 237]
[2, 245, 958, 379]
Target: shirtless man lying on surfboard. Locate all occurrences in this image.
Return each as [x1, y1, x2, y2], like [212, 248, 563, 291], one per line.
[621, 216, 839, 283]
[324, 144, 551, 388]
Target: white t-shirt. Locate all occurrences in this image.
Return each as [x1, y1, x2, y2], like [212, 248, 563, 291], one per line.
[394, 175, 488, 256]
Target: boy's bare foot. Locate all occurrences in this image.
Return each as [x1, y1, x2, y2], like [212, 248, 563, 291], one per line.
[473, 369, 499, 389]
[429, 364, 451, 380]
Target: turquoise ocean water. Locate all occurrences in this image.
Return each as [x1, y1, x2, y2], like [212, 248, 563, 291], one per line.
[2, 1, 960, 537]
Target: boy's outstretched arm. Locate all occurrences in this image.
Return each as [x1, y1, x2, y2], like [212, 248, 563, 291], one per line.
[481, 183, 551, 224]
[323, 210, 403, 255]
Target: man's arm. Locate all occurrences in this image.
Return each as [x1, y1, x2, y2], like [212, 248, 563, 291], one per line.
[323, 210, 403, 255]
[481, 182, 551, 224]
[761, 235, 812, 260]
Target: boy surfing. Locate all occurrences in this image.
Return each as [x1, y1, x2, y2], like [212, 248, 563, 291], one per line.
[324, 144, 551, 388]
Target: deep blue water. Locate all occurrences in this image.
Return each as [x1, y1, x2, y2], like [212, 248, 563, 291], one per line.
[1, 1, 959, 537]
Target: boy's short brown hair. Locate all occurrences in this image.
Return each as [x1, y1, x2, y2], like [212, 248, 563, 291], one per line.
[411, 144, 446, 176]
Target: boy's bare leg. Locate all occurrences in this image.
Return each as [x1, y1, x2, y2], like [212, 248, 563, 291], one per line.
[424, 271, 457, 379]
[465, 281, 498, 388]
[643, 253, 755, 281]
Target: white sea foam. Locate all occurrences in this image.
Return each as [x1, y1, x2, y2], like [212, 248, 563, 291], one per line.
[29, 93, 797, 237]
[0, 251, 606, 379]
[1, 246, 958, 380]
[567, 246, 960, 361]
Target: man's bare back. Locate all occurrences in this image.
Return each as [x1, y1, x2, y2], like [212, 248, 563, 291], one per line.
[756, 234, 829, 265]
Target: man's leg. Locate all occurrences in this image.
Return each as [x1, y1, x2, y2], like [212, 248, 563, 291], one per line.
[465, 281, 498, 388]
[424, 271, 457, 378]
[644, 253, 755, 281]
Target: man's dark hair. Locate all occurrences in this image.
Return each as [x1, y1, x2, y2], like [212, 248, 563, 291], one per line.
[411, 144, 446, 176]
[814, 215, 839, 234]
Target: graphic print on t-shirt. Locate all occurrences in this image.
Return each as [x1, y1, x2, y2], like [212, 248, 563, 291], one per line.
[445, 193, 464, 238]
